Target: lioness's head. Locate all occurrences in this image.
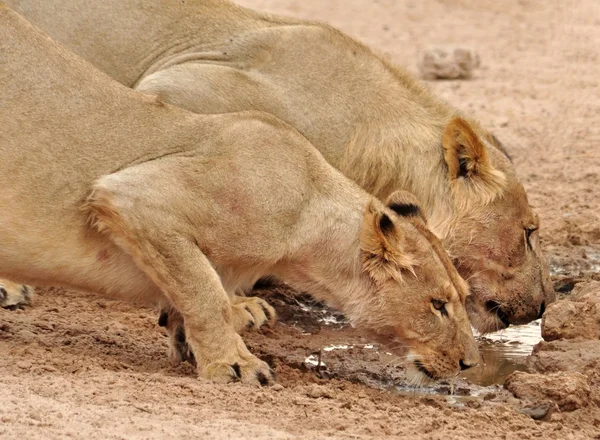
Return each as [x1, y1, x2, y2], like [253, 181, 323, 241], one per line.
[436, 117, 555, 333]
[358, 191, 479, 381]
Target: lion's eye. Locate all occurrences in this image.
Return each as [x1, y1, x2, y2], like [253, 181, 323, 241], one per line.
[432, 299, 448, 316]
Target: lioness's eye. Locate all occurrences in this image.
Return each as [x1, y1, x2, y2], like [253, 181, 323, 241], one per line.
[432, 299, 447, 316]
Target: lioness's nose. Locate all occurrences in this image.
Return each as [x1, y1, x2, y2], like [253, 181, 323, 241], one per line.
[459, 359, 477, 371]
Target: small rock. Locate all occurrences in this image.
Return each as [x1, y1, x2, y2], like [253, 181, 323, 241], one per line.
[28, 411, 42, 422]
[271, 383, 284, 392]
[520, 401, 557, 421]
[505, 371, 590, 411]
[541, 287, 600, 341]
[304, 384, 333, 399]
[35, 321, 55, 332]
[16, 360, 32, 370]
[483, 392, 497, 401]
[19, 329, 37, 340]
[465, 400, 481, 409]
[418, 45, 480, 80]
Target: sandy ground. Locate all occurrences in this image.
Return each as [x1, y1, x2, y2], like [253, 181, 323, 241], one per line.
[1, 0, 599, 438]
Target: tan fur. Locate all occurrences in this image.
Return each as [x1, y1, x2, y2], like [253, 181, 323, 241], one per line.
[360, 202, 418, 284]
[2, 0, 555, 332]
[0, 7, 478, 383]
[0, 280, 32, 309]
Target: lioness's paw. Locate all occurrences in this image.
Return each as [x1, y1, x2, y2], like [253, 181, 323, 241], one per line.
[231, 296, 276, 333]
[204, 357, 274, 386]
[0, 280, 33, 310]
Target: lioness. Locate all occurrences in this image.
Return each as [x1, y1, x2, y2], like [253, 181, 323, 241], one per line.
[2, 0, 555, 333]
[0, 7, 479, 384]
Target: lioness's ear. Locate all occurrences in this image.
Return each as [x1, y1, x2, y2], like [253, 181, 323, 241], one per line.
[442, 117, 506, 198]
[385, 190, 426, 222]
[360, 202, 417, 283]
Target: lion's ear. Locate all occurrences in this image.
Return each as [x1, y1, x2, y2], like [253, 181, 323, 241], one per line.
[360, 202, 417, 283]
[385, 190, 427, 223]
[442, 117, 506, 199]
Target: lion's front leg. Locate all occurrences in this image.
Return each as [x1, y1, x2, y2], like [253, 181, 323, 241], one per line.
[0, 279, 33, 310]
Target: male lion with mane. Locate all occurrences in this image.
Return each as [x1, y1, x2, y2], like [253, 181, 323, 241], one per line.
[0, 6, 479, 384]
[2, 0, 554, 334]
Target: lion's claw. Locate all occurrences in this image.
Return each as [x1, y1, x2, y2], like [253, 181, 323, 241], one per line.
[204, 357, 273, 385]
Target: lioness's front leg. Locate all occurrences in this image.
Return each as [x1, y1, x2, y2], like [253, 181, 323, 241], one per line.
[0, 279, 33, 310]
[86, 175, 273, 385]
[158, 289, 275, 366]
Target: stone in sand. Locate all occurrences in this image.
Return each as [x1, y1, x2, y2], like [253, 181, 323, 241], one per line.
[418, 46, 480, 80]
[505, 371, 590, 411]
[542, 281, 600, 341]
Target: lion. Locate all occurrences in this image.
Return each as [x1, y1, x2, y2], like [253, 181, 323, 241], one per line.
[0, 6, 479, 384]
[2, 0, 555, 333]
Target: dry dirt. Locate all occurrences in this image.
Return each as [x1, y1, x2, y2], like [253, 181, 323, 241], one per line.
[1, 0, 599, 438]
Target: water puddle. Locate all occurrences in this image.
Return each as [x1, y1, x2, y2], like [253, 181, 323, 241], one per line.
[303, 320, 542, 393]
[297, 292, 544, 391]
[461, 319, 542, 386]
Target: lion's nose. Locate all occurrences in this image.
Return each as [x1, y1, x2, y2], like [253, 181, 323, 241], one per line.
[459, 359, 476, 371]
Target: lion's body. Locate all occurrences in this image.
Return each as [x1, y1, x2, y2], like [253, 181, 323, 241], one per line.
[1, 6, 478, 383]
[2, 0, 555, 331]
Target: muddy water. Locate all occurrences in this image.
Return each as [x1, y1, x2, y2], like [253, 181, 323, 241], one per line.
[299, 297, 543, 388]
[461, 320, 542, 386]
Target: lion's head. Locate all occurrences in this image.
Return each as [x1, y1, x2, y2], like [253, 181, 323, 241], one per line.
[436, 117, 555, 334]
[356, 190, 480, 381]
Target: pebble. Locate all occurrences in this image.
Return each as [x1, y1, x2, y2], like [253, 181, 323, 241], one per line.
[418, 45, 480, 80]
[16, 360, 32, 370]
[520, 402, 557, 421]
[305, 384, 333, 399]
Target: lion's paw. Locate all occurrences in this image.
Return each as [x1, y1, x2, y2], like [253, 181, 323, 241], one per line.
[0, 280, 33, 310]
[231, 296, 276, 333]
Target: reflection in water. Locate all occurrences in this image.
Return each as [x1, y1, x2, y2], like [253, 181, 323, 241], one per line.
[461, 319, 542, 386]
[302, 304, 544, 388]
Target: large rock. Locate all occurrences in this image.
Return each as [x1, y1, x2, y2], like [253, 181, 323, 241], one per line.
[418, 46, 480, 80]
[541, 282, 600, 341]
[570, 280, 600, 304]
[504, 371, 591, 411]
[529, 339, 600, 374]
